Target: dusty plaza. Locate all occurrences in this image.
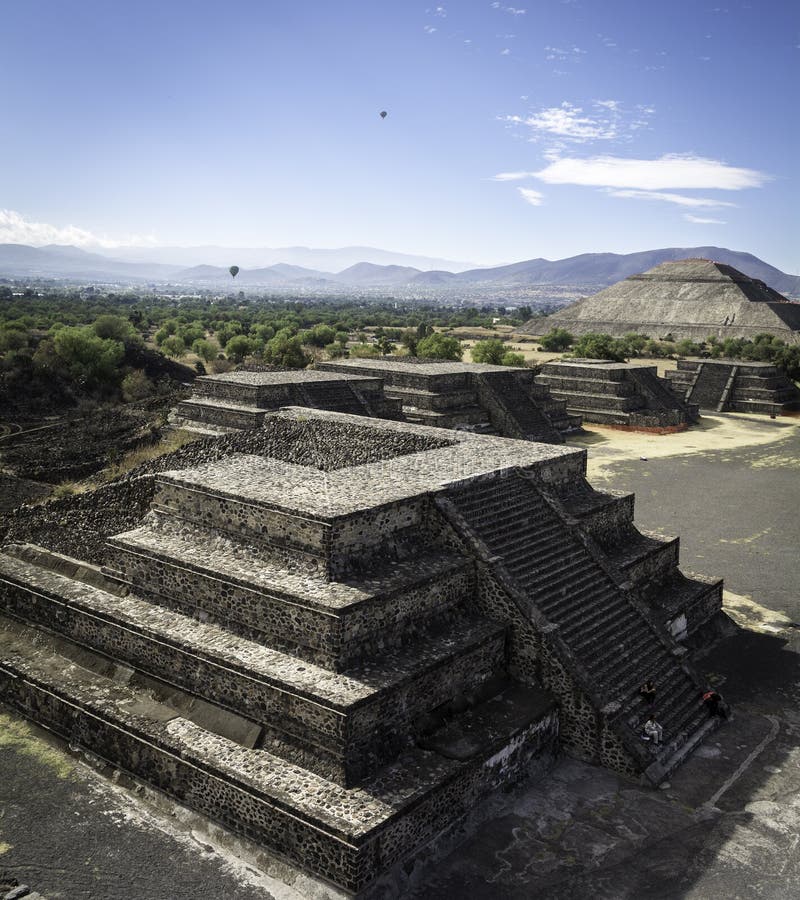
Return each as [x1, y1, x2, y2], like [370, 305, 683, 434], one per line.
[0, 406, 797, 899]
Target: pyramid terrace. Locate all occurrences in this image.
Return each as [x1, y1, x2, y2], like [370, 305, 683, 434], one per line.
[0, 408, 726, 894]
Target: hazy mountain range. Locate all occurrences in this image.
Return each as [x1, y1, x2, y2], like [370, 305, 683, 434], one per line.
[1, 243, 798, 297]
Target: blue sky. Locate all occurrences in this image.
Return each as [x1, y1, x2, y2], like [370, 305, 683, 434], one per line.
[1, 0, 798, 271]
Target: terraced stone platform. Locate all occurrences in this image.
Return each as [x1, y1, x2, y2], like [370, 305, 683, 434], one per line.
[536, 359, 699, 432]
[173, 369, 401, 433]
[0, 408, 725, 894]
[318, 358, 581, 443]
[665, 358, 800, 415]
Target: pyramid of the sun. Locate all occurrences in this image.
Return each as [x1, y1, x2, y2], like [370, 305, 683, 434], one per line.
[534, 258, 800, 345]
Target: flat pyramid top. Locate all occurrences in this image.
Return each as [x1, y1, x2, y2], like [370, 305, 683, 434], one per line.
[630, 258, 784, 299]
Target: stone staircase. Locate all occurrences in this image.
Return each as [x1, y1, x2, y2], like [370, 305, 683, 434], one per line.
[440, 472, 718, 781]
[474, 371, 565, 443]
[318, 359, 581, 442]
[299, 380, 370, 416]
[685, 362, 733, 410]
[0, 449, 558, 893]
[536, 361, 697, 431]
[667, 359, 800, 415]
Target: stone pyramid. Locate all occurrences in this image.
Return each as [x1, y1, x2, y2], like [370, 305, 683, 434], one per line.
[534, 258, 800, 344]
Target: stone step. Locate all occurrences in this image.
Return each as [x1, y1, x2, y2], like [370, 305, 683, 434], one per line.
[556, 593, 633, 638]
[479, 521, 566, 560]
[381, 385, 480, 412]
[0, 552, 506, 786]
[174, 399, 269, 431]
[146, 458, 430, 580]
[536, 374, 638, 397]
[607, 532, 680, 587]
[455, 503, 555, 537]
[547, 390, 644, 412]
[507, 554, 603, 598]
[0, 616, 557, 895]
[103, 524, 474, 671]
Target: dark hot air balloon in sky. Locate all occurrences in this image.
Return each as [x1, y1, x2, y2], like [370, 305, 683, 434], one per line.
[229, 265, 240, 278]
[379, 110, 387, 119]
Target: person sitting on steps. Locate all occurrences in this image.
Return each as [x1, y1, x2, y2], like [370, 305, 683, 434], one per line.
[639, 678, 656, 705]
[642, 715, 663, 746]
[702, 688, 728, 719]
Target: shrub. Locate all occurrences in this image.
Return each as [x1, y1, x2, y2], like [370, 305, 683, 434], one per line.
[51, 325, 126, 386]
[121, 370, 154, 402]
[539, 328, 574, 352]
[502, 351, 526, 367]
[349, 343, 380, 358]
[417, 333, 462, 361]
[471, 338, 506, 365]
[570, 333, 627, 362]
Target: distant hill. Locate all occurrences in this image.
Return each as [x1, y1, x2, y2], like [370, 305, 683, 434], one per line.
[0, 243, 797, 297]
[449, 247, 800, 296]
[332, 262, 422, 286]
[0, 243, 179, 282]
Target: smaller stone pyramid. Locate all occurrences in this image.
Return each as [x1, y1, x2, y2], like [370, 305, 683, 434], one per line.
[534, 258, 800, 345]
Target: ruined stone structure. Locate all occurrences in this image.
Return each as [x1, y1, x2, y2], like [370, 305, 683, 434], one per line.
[318, 357, 581, 443]
[536, 359, 700, 432]
[0, 410, 723, 894]
[534, 258, 800, 345]
[665, 359, 800, 415]
[172, 369, 401, 433]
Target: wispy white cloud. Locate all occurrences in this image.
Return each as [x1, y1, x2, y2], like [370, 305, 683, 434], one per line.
[434, 5, 447, 17]
[501, 100, 651, 144]
[500, 47, 511, 55]
[423, 24, 437, 33]
[491, 170, 538, 181]
[518, 188, 544, 206]
[684, 214, 726, 224]
[533, 154, 770, 190]
[544, 45, 587, 61]
[606, 189, 737, 208]
[0, 209, 157, 248]
[491, 3, 526, 14]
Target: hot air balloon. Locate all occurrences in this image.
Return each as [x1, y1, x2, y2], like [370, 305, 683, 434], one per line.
[379, 110, 387, 119]
[229, 265, 240, 278]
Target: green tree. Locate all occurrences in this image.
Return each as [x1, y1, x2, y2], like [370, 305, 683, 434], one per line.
[301, 323, 337, 348]
[539, 328, 574, 352]
[471, 338, 506, 365]
[51, 325, 125, 387]
[262, 329, 310, 368]
[160, 335, 186, 358]
[376, 334, 396, 355]
[619, 332, 648, 357]
[501, 351, 525, 367]
[224, 334, 255, 363]
[93, 314, 140, 346]
[177, 322, 206, 346]
[570, 333, 627, 362]
[417, 333, 463, 361]
[192, 338, 220, 362]
[675, 338, 704, 357]
[400, 330, 418, 356]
